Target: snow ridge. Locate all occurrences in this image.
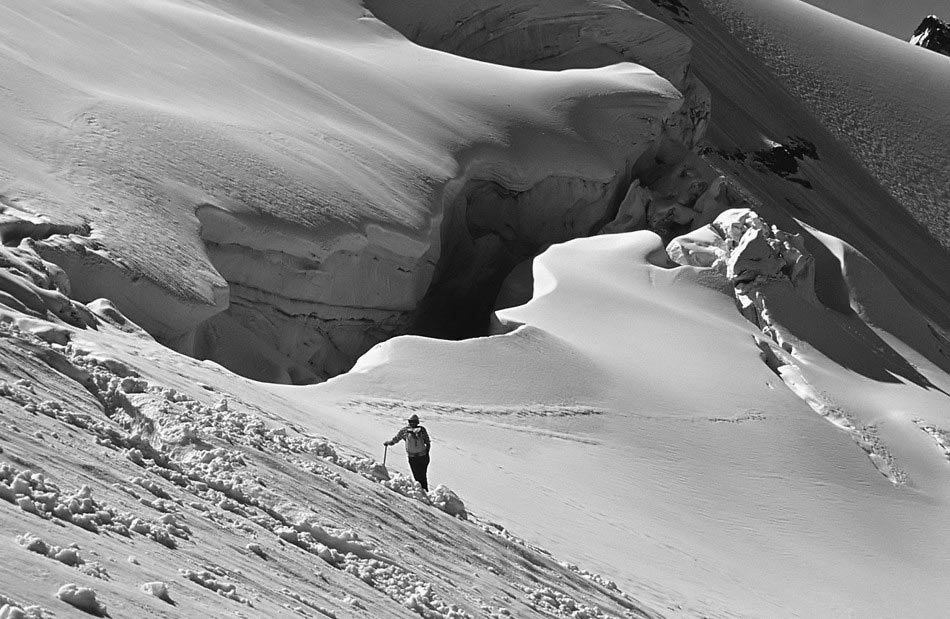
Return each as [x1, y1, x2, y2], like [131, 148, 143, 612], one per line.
[666, 208, 940, 483]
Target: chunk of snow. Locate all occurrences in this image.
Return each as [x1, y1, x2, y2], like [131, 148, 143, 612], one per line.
[55, 584, 106, 616]
[141, 582, 173, 604]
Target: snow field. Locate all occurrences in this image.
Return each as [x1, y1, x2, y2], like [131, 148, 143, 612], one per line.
[315, 208, 950, 617]
[0, 303, 659, 618]
[0, 0, 948, 617]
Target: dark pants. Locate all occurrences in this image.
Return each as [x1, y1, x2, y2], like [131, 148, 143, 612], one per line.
[408, 454, 430, 491]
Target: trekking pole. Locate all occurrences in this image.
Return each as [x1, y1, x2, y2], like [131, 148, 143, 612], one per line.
[383, 444, 388, 466]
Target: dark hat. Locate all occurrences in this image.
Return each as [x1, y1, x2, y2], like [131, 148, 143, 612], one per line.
[408, 414, 420, 424]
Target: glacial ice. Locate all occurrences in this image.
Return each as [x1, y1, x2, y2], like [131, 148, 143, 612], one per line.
[0, 0, 713, 383]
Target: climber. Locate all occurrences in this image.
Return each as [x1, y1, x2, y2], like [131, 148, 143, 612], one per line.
[384, 414, 431, 492]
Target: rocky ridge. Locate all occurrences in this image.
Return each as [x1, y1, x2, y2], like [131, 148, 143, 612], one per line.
[910, 15, 950, 56]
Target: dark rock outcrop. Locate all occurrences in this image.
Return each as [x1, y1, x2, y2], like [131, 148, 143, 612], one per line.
[910, 15, 950, 57]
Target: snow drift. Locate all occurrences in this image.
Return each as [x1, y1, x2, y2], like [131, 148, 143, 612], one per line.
[0, 0, 718, 382]
[1, 0, 950, 618]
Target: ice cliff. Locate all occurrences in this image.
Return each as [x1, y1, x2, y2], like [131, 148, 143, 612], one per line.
[0, 0, 712, 383]
[667, 209, 818, 339]
[667, 208, 950, 386]
[910, 15, 950, 57]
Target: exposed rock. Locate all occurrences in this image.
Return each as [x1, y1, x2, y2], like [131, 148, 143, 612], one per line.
[910, 15, 950, 57]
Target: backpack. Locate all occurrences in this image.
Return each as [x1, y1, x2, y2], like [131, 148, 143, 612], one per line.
[406, 427, 427, 455]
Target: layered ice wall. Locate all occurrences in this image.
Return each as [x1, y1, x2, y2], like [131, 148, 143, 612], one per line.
[0, 0, 710, 383]
[191, 203, 436, 382]
[366, 0, 714, 338]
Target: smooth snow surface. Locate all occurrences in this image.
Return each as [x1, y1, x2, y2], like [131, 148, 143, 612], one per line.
[317, 217, 950, 618]
[800, 0, 949, 38]
[1, 0, 950, 618]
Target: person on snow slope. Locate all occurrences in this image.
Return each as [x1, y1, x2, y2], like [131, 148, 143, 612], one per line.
[385, 414, 431, 491]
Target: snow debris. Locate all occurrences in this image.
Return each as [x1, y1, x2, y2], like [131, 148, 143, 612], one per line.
[559, 563, 621, 593]
[129, 476, 171, 499]
[278, 588, 336, 618]
[140, 581, 174, 604]
[0, 463, 186, 545]
[0, 318, 638, 619]
[0, 593, 50, 619]
[913, 419, 950, 461]
[179, 569, 251, 605]
[0, 601, 48, 619]
[342, 559, 473, 619]
[79, 563, 110, 580]
[55, 584, 106, 616]
[245, 542, 266, 558]
[382, 473, 430, 502]
[16, 532, 82, 566]
[14, 532, 110, 579]
[428, 485, 467, 520]
[525, 586, 612, 619]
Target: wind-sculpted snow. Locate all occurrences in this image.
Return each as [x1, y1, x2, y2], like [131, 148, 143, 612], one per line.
[0, 0, 700, 382]
[367, 0, 709, 147]
[324, 217, 950, 617]
[667, 208, 950, 482]
[3, 1, 950, 617]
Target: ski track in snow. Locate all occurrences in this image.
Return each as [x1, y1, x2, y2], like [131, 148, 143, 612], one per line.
[0, 319, 658, 619]
[345, 397, 607, 419]
[343, 398, 608, 445]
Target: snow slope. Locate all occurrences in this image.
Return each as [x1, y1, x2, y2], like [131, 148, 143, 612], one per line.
[0, 299, 661, 618]
[627, 0, 950, 331]
[701, 0, 950, 249]
[1, 0, 950, 618]
[314, 211, 950, 618]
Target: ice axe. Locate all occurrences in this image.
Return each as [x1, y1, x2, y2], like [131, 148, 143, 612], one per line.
[383, 443, 388, 466]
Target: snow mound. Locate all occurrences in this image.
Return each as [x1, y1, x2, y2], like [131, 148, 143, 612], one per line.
[140, 581, 173, 604]
[55, 584, 106, 617]
[428, 485, 468, 520]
